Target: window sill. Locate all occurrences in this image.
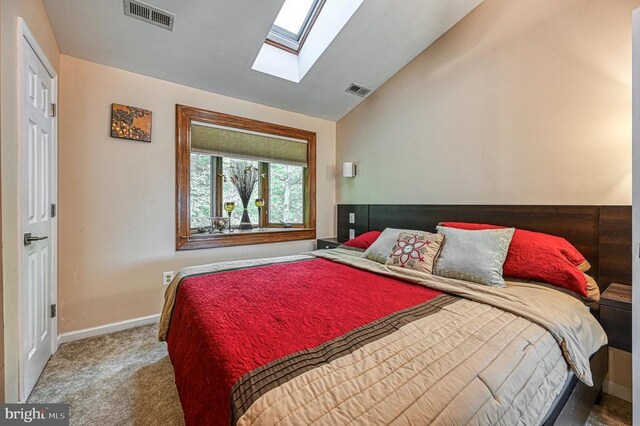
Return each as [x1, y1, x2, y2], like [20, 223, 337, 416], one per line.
[177, 227, 316, 250]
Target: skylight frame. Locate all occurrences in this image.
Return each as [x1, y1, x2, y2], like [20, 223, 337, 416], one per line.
[266, 0, 326, 54]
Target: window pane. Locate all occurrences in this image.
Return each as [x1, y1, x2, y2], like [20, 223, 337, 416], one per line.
[222, 158, 259, 227]
[190, 153, 212, 228]
[273, 0, 316, 37]
[269, 164, 304, 224]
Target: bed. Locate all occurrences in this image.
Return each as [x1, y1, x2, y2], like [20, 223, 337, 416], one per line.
[159, 204, 629, 426]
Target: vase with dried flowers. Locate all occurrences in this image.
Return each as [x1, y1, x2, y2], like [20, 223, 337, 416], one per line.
[228, 161, 259, 230]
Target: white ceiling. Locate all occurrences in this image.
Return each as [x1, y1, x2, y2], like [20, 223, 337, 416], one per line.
[43, 0, 482, 121]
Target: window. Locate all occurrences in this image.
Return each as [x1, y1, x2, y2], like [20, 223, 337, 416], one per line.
[191, 158, 305, 230]
[266, 0, 326, 54]
[268, 163, 304, 225]
[176, 105, 316, 250]
[189, 153, 213, 229]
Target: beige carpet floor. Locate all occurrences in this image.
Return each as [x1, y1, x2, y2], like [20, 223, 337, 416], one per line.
[28, 324, 631, 425]
[28, 324, 184, 425]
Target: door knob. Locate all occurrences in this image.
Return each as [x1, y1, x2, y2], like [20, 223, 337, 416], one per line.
[24, 233, 48, 246]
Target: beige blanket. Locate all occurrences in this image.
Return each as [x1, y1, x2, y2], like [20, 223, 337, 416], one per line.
[238, 297, 568, 426]
[159, 248, 607, 425]
[311, 248, 606, 387]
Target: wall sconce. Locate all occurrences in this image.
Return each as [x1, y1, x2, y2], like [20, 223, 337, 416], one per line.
[343, 162, 357, 178]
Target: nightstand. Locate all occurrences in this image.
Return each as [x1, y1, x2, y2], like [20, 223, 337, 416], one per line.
[317, 237, 341, 249]
[600, 283, 631, 352]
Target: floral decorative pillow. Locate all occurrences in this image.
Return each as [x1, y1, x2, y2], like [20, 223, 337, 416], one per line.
[362, 228, 433, 264]
[362, 228, 406, 263]
[385, 232, 444, 274]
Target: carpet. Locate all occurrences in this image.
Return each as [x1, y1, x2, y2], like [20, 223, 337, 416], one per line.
[28, 323, 631, 425]
[28, 324, 184, 425]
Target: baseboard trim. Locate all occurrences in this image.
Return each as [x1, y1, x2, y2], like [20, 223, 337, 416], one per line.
[603, 379, 632, 403]
[57, 314, 160, 345]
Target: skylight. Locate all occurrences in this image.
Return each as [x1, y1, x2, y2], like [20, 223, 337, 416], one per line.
[274, 0, 315, 35]
[253, 0, 365, 83]
[267, 0, 325, 53]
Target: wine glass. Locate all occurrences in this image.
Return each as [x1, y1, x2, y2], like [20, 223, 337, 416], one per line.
[255, 198, 265, 230]
[223, 202, 235, 233]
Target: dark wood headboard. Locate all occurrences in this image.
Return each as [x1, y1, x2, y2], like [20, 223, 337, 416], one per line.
[337, 204, 631, 291]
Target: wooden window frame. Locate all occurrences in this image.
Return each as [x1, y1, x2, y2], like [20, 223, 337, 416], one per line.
[176, 104, 316, 250]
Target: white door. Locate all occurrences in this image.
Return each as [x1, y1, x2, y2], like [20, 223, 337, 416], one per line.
[20, 36, 56, 401]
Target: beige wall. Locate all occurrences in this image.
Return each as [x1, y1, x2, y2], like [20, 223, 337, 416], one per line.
[1, 0, 60, 402]
[337, 0, 636, 205]
[605, 348, 632, 401]
[336, 0, 635, 399]
[58, 55, 336, 334]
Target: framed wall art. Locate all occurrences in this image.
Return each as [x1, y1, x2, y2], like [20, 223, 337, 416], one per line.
[111, 103, 152, 142]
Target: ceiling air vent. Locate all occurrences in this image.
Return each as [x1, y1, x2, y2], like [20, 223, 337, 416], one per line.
[345, 83, 371, 97]
[124, 0, 175, 31]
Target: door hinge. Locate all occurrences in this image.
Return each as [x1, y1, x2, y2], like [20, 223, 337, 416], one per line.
[50, 304, 57, 318]
[50, 103, 56, 117]
[51, 203, 56, 218]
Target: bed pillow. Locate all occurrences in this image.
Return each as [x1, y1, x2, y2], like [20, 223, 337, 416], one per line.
[508, 273, 600, 306]
[439, 222, 589, 297]
[583, 274, 601, 303]
[362, 228, 421, 263]
[433, 226, 515, 287]
[340, 231, 382, 251]
[385, 231, 444, 274]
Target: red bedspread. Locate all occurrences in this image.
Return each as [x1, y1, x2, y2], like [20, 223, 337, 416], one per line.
[167, 258, 442, 425]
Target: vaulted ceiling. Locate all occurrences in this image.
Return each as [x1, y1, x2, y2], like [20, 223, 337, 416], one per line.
[43, 0, 482, 120]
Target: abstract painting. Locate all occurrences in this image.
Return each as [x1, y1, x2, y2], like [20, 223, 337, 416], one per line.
[111, 103, 152, 142]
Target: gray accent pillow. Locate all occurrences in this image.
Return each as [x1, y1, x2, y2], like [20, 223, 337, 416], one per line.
[433, 226, 515, 287]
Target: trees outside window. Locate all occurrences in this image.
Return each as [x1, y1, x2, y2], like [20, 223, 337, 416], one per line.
[190, 154, 212, 229]
[190, 157, 304, 229]
[269, 164, 303, 224]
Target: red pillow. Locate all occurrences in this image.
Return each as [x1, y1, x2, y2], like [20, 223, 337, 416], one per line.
[439, 222, 588, 297]
[341, 231, 382, 250]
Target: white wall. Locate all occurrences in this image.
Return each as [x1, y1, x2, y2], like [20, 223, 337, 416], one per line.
[337, 0, 635, 205]
[58, 55, 336, 334]
[632, 7, 640, 423]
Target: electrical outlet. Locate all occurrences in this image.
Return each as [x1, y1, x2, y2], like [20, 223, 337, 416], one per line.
[349, 213, 355, 223]
[349, 229, 355, 239]
[163, 271, 174, 286]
